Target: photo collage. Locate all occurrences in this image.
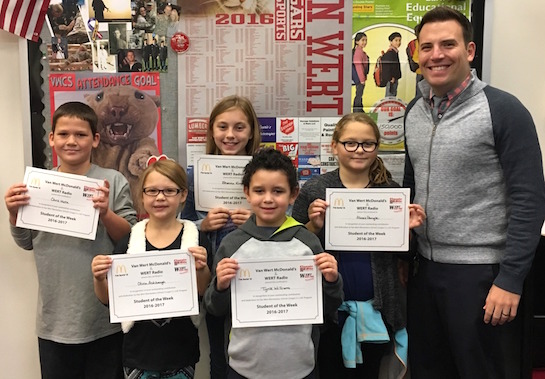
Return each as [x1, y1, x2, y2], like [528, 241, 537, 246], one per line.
[46, 0, 180, 73]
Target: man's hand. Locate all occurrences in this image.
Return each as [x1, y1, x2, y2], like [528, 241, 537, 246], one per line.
[483, 284, 520, 326]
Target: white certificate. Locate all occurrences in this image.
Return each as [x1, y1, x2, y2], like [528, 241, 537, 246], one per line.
[325, 188, 410, 251]
[107, 250, 199, 323]
[231, 256, 323, 328]
[194, 155, 251, 211]
[16, 167, 101, 240]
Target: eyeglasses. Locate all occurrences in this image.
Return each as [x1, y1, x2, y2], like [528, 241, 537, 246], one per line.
[142, 188, 182, 197]
[338, 141, 378, 153]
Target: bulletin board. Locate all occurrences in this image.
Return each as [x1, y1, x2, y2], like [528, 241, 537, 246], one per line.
[30, 0, 485, 192]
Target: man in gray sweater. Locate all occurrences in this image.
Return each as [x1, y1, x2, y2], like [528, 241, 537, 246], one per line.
[403, 6, 545, 378]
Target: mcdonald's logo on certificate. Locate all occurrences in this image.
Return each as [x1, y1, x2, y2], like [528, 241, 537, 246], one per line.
[324, 188, 410, 252]
[332, 197, 345, 207]
[238, 268, 252, 280]
[194, 155, 252, 211]
[29, 177, 41, 188]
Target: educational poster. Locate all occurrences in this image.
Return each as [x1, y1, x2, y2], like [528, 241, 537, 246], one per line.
[352, 0, 471, 151]
[177, 0, 353, 169]
[48, 72, 162, 216]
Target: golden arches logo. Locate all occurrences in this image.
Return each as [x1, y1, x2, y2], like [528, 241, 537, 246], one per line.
[239, 268, 251, 278]
[201, 163, 212, 173]
[333, 198, 344, 207]
[29, 177, 41, 187]
[116, 265, 127, 274]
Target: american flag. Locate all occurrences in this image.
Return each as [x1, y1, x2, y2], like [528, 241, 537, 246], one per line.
[0, 0, 51, 42]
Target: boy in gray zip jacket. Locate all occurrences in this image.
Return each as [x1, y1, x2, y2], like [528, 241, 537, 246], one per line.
[204, 149, 343, 379]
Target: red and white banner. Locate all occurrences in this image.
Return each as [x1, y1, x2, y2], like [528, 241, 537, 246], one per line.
[0, 0, 50, 42]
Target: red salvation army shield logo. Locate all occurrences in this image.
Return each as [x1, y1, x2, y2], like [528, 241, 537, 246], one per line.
[279, 118, 295, 135]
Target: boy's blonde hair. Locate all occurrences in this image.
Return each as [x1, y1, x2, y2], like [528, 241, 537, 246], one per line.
[206, 95, 262, 155]
[332, 113, 392, 185]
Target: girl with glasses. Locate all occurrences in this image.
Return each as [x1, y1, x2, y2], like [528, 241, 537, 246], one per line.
[292, 112, 425, 379]
[92, 159, 211, 379]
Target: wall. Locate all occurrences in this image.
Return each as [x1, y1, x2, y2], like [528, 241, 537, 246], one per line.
[0, 30, 40, 377]
[1, 0, 544, 377]
[485, 0, 545, 163]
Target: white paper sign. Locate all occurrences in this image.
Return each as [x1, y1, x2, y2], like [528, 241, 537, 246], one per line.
[325, 188, 410, 251]
[16, 167, 101, 240]
[107, 250, 199, 322]
[194, 155, 252, 211]
[231, 256, 323, 328]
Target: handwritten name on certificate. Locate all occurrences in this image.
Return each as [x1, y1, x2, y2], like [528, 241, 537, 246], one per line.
[194, 155, 251, 211]
[231, 256, 323, 328]
[107, 250, 199, 323]
[325, 188, 410, 252]
[16, 167, 101, 240]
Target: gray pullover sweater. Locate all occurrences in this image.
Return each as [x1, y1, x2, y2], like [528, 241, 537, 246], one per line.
[403, 71, 545, 294]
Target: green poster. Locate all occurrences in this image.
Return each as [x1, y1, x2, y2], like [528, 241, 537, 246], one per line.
[351, 0, 470, 151]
